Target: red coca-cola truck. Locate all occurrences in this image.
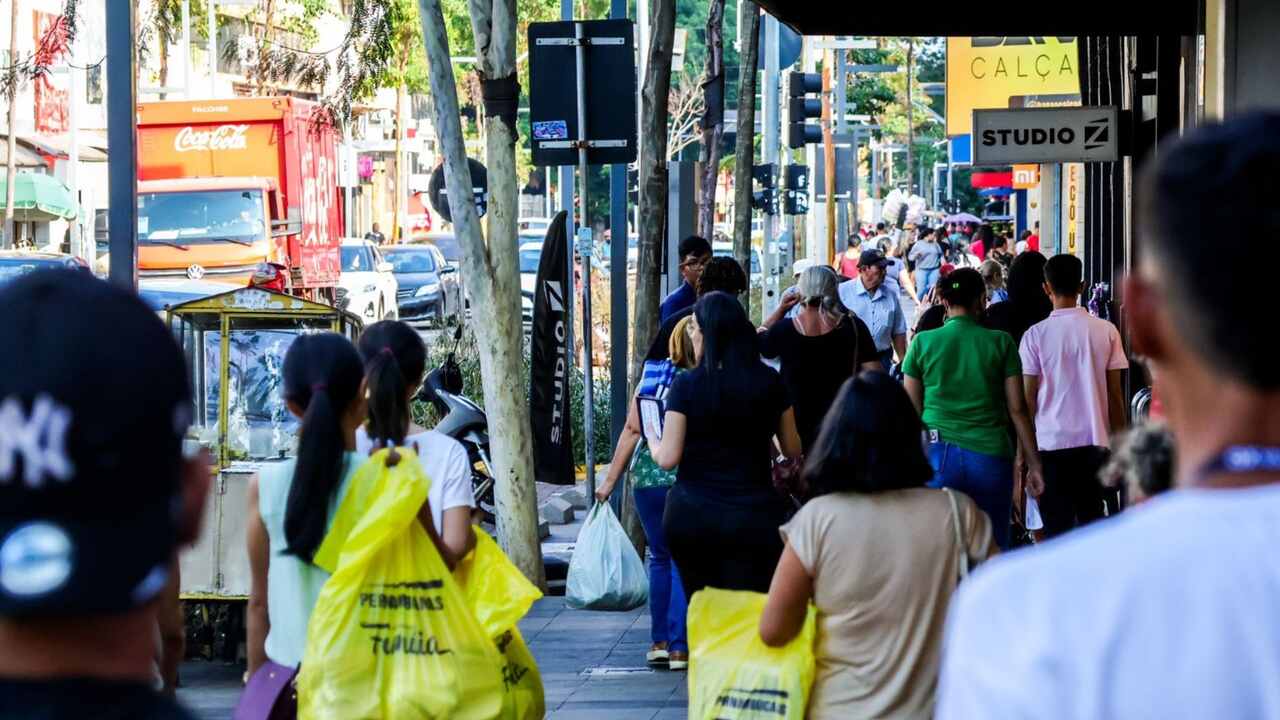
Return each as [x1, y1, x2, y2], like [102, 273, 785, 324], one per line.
[135, 96, 342, 297]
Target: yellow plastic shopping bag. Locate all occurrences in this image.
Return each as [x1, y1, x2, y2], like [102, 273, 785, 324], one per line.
[687, 588, 817, 720]
[297, 450, 506, 720]
[454, 528, 546, 720]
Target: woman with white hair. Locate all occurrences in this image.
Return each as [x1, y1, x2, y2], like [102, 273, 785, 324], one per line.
[760, 265, 883, 451]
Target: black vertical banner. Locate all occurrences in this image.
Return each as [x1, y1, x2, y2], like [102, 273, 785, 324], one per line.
[529, 211, 575, 485]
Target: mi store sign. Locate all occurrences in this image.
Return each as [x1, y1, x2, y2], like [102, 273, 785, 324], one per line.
[972, 107, 1120, 166]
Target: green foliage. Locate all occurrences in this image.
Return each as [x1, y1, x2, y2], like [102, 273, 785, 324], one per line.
[415, 326, 613, 465]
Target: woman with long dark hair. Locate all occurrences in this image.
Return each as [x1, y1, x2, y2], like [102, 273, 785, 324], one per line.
[902, 269, 1044, 548]
[984, 250, 1052, 345]
[595, 315, 699, 671]
[758, 373, 996, 718]
[355, 320, 475, 569]
[246, 332, 366, 677]
[650, 291, 802, 596]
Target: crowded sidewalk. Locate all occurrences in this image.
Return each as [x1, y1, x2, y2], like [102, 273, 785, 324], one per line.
[177, 597, 688, 720]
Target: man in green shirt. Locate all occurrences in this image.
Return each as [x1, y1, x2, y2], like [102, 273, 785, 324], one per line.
[902, 268, 1043, 548]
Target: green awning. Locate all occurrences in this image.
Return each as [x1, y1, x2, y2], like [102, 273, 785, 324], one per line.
[0, 173, 78, 222]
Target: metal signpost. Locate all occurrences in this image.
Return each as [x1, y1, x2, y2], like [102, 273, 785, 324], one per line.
[972, 106, 1120, 165]
[761, 14, 781, 317]
[529, 19, 637, 497]
[106, 0, 137, 289]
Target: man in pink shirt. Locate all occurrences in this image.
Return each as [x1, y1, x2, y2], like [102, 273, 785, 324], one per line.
[1019, 254, 1129, 538]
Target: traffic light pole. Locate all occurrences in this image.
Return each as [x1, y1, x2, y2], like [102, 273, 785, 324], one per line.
[761, 14, 781, 318]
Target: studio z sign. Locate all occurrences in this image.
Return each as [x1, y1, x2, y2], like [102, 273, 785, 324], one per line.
[972, 106, 1119, 166]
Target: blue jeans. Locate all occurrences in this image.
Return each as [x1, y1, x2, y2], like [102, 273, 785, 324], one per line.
[927, 441, 1014, 549]
[916, 267, 940, 302]
[634, 486, 688, 653]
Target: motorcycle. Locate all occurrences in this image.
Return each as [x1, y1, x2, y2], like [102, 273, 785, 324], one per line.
[417, 324, 497, 522]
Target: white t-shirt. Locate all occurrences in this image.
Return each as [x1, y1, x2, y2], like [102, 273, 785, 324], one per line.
[355, 427, 474, 531]
[937, 484, 1280, 720]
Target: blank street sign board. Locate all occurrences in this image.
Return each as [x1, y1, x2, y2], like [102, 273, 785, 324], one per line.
[528, 20, 638, 167]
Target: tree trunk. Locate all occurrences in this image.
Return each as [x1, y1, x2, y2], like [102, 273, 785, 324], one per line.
[629, 0, 677, 391]
[731, 2, 759, 313]
[159, 34, 170, 100]
[695, 0, 724, 242]
[3, 0, 20, 249]
[391, 78, 405, 244]
[417, 0, 545, 587]
[257, 0, 276, 96]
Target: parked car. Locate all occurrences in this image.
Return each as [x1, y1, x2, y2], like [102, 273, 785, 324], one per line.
[416, 232, 463, 268]
[518, 241, 542, 325]
[383, 244, 463, 326]
[338, 239, 399, 321]
[0, 251, 89, 287]
[518, 217, 553, 235]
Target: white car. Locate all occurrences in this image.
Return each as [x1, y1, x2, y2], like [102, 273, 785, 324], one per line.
[519, 241, 542, 325]
[338, 238, 399, 321]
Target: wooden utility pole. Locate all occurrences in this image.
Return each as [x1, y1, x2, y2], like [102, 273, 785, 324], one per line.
[629, 0, 676, 390]
[391, 62, 406, 244]
[821, 48, 835, 262]
[730, 2, 759, 312]
[417, 0, 545, 587]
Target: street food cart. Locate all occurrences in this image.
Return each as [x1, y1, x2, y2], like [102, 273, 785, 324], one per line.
[165, 287, 360, 607]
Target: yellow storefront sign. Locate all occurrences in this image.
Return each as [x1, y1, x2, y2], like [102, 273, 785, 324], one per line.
[946, 37, 1082, 136]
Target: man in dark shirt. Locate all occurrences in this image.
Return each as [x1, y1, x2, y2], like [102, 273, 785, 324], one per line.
[659, 235, 712, 323]
[646, 256, 748, 362]
[0, 271, 210, 719]
[364, 222, 386, 245]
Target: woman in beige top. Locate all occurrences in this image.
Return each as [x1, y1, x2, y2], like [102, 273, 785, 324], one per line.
[759, 371, 997, 719]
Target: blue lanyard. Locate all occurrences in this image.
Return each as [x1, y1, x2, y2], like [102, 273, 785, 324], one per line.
[1201, 446, 1280, 476]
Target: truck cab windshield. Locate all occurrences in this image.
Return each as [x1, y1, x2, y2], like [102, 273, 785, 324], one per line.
[139, 189, 266, 245]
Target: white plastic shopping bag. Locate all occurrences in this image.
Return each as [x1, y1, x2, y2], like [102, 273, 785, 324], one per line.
[1025, 494, 1044, 531]
[566, 502, 648, 611]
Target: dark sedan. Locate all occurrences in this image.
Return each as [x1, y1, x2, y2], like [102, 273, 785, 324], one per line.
[381, 244, 463, 326]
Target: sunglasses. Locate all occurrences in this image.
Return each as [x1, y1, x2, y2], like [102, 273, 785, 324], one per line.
[680, 255, 710, 270]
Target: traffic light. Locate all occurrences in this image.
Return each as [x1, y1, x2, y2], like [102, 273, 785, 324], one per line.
[787, 72, 822, 149]
[784, 164, 809, 215]
[751, 163, 778, 215]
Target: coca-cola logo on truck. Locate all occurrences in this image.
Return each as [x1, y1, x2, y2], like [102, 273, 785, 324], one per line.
[174, 124, 250, 152]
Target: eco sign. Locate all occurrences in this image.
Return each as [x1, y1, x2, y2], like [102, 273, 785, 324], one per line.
[972, 106, 1119, 166]
[946, 37, 1082, 137]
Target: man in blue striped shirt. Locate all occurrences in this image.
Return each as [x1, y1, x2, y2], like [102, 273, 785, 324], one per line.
[838, 249, 908, 370]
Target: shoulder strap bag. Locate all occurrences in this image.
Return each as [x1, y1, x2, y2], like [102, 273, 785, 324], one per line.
[942, 487, 969, 581]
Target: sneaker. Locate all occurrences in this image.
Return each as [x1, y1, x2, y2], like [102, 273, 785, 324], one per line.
[646, 645, 669, 666]
[667, 652, 688, 671]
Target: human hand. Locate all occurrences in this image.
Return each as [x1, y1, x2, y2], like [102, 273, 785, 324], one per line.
[594, 480, 615, 504]
[780, 290, 801, 310]
[1025, 465, 1045, 497]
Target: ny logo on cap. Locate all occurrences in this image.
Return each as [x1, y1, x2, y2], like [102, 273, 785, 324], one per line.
[0, 395, 75, 488]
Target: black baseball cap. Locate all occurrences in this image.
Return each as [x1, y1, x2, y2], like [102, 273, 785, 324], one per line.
[0, 271, 192, 616]
[859, 249, 890, 268]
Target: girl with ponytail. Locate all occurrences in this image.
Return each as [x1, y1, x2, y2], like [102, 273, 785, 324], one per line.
[246, 332, 367, 677]
[355, 320, 476, 570]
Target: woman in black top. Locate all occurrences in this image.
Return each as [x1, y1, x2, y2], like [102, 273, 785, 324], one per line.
[983, 251, 1052, 345]
[651, 292, 803, 596]
[759, 266, 881, 450]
